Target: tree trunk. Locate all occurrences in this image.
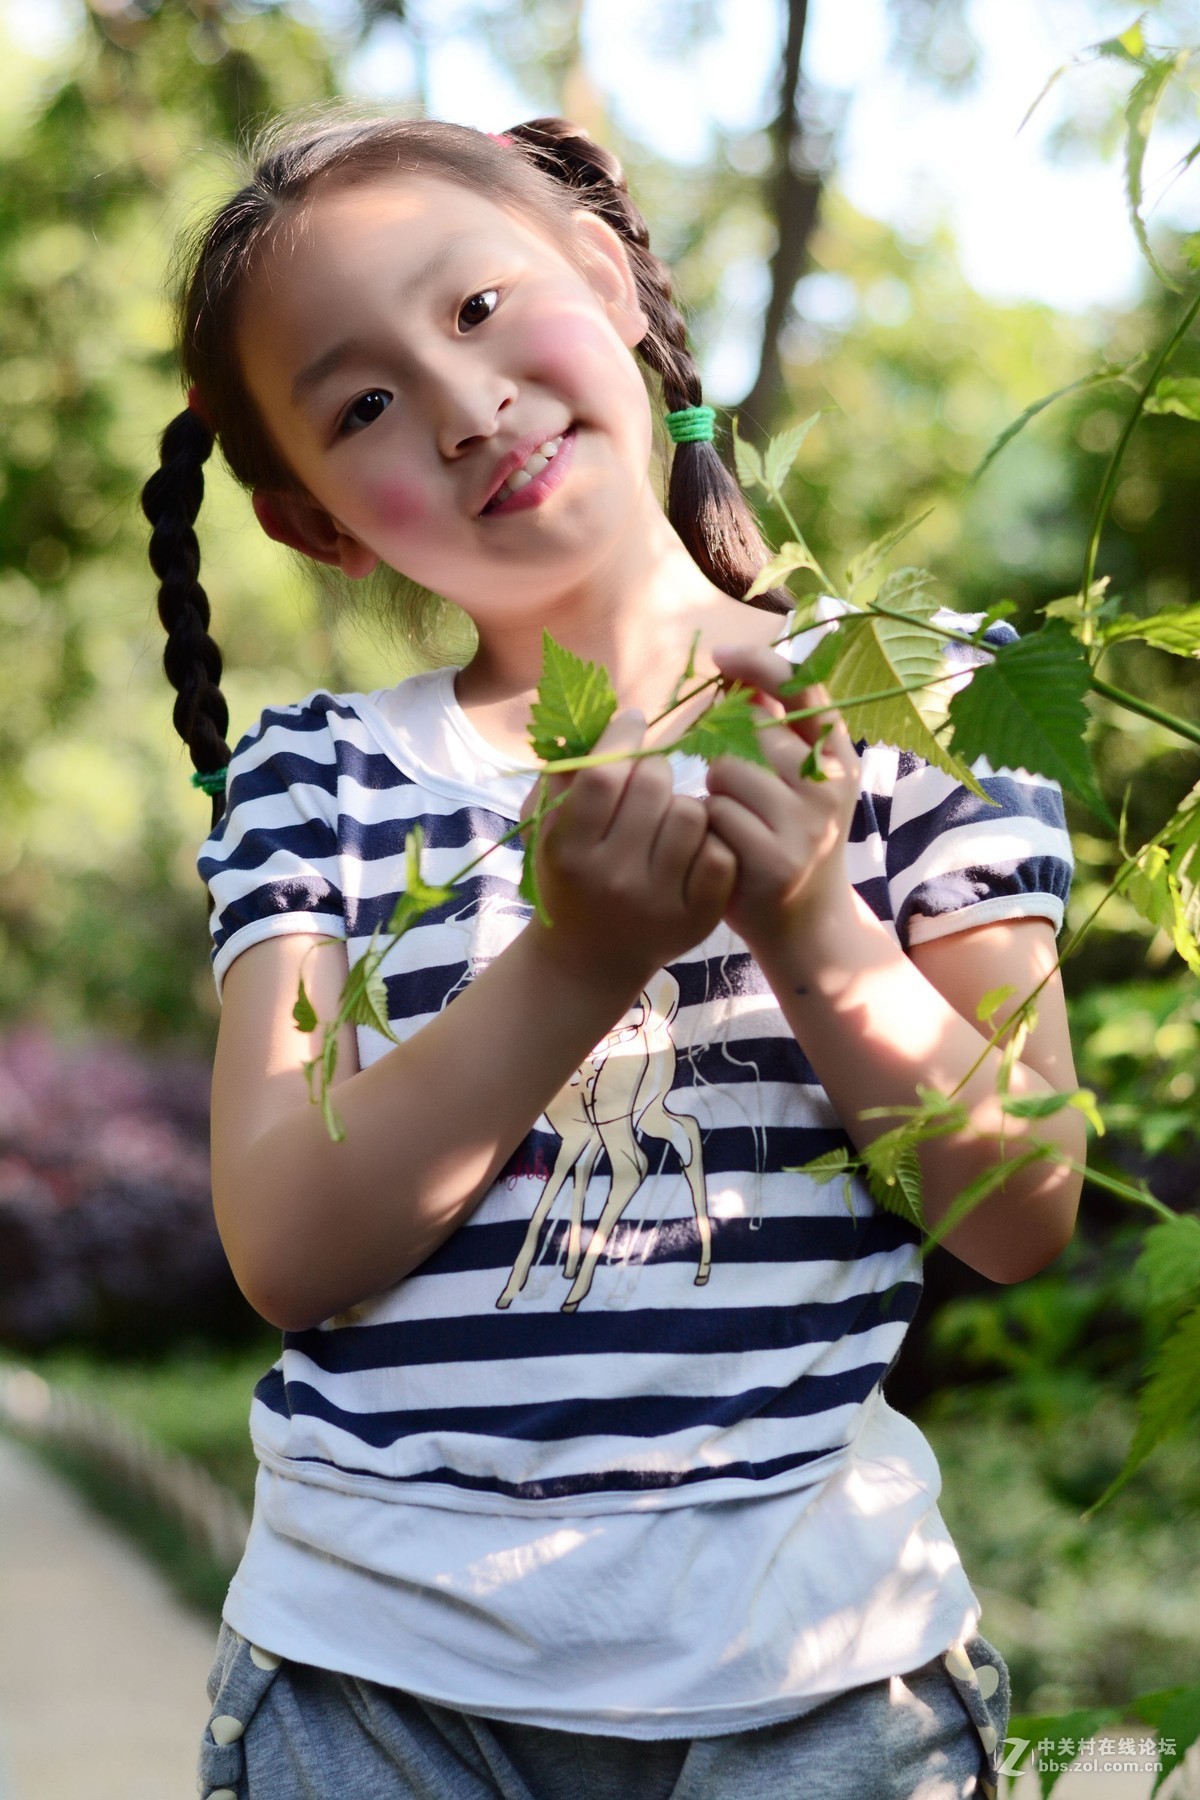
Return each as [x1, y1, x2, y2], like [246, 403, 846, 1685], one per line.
[737, 0, 822, 440]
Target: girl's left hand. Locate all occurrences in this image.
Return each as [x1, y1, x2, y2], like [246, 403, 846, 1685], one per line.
[704, 643, 861, 952]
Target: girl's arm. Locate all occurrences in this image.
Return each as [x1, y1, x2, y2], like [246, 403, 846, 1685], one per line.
[210, 711, 736, 1332]
[704, 645, 1084, 1286]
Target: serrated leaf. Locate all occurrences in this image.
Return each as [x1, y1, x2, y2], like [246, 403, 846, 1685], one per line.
[731, 417, 764, 490]
[947, 619, 1111, 820]
[862, 1136, 925, 1232]
[1100, 600, 1200, 657]
[292, 978, 318, 1034]
[763, 412, 821, 493]
[1084, 1300, 1200, 1517]
[675, 686, 772, 765]
[822, 590, 988, 796]
[845, 508, 934, 595]
[1143, 375, 1200, 420]
[343, 954, 396, 1041]
[975, 983, 1016, 1023]
[517, 806, 553, 926]
[968, 363, 1140, 486]
[1135, 1215, 1200, 1315]
[745, 539, 823, 600]
[528, 630, 617, 763]
[1125, 56, 1188, 292]
[786, 1146, 861, 1221]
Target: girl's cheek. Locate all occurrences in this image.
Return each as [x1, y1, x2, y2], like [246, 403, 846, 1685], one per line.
[360, 478, 430, 532]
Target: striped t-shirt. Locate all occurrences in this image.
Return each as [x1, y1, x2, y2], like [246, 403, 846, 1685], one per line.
[199, 609, 1072, 1523]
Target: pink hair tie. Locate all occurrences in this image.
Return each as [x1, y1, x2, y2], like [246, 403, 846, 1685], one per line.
[487, 131, 514, 145]
[186, 384, 214, 432]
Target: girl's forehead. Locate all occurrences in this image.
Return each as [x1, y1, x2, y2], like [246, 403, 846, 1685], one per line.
[271, 172, 565, 265]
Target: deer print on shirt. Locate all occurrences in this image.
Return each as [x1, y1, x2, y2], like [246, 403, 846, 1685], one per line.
[498, 966, 710, 1312]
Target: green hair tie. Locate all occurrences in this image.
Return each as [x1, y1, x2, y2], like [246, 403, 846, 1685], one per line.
[664, 405, 716, 445]
[190, 767, 228, 796]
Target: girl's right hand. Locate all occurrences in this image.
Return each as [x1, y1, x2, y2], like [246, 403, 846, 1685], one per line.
[525, 709, 737, 994]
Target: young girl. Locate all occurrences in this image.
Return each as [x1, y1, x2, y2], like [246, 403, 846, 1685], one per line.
[142, 112, 1082, 1799]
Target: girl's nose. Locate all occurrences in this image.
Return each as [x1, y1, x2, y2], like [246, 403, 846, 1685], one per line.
[431, 365, 518, 460]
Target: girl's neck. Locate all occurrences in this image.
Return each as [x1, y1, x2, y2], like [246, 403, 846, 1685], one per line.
[451, 491, 779, 752]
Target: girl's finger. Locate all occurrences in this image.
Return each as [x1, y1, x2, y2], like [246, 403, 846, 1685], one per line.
[543, 707, 646, 835]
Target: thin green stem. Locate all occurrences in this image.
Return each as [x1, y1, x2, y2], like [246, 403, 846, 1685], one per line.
[1089, 675, 1200, 750]
[1082, 283, 1200, 613]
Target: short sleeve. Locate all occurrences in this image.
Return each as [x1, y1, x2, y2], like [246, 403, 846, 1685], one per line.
[197, 696, 345, 1000]
[784, 600, 1074, 950]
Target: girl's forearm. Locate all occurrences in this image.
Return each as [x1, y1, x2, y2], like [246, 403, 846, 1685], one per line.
[221, 928, 642, 1333]
[750, 887, 1085, 1284]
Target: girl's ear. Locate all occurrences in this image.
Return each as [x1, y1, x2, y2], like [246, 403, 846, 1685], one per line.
[252, 490, 378, 579]
[571, 210, 648, 350]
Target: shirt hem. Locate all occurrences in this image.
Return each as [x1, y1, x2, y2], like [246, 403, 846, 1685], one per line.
[220, 1576, 983, 1740]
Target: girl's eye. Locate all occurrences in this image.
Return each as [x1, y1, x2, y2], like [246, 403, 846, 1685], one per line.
[458, 289, 499, 331]
[339, 390, 391, 436]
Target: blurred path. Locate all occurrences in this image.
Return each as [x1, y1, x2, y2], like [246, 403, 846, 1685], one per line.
[0, 1434, 216, 1800]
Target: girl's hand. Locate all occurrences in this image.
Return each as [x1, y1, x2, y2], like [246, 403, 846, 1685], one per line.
[704, 645, 861, 954]
[524, 708, 737, 996]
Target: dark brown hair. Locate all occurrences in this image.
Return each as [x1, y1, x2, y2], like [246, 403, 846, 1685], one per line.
[140, 110, 787, 826]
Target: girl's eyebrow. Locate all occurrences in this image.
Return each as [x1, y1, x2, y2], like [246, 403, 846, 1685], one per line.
[289, 241, 466, 408]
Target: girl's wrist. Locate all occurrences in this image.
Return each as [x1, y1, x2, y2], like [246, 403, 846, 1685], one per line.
[746, 873, 879, 992]
[522, 916, 650, 1015]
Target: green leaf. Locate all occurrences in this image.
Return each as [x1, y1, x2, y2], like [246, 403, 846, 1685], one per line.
[1001, 1088, 1106, 1134]
[1100, 600, 1200, 657]
[387, 825, 455, 935]
[921, 1147, 1055, 1259]
[675, 686, 772, 766]
[342, 953, 397, 1041]
[1143, 375, 1200, 420]
[779, 629, 843, 694]
[762, 412, 822, 493]
[862, 1135, 925, 1232]
[1125, 56, 1188, 292]
[292, 978, 318, 1034]
[528, 630, 618, 763]
[1096, 16, 1149, 63]
[517, 803, 553, 926]
[844, 508, 934, 596]
[1134, 1215, 1200, 1315]
[947, 619, 1111, 821]
[975, 983, 1015, 1024]
[731, 416, 764, 490]
[786, 1146, 861, 1222]
[1124, 783, 1200, 974]
[1150, 1679, 1200, 1797]
[967, 363, 1141, 486]
[822, 588, 988, 796]
[745, 539, 824, 600]
[1083, 1299, 1200, 1519]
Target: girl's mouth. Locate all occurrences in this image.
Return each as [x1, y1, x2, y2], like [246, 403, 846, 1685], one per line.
[481, 426, 576, 518]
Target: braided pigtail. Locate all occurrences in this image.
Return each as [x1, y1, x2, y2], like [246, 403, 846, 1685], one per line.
[140, 406, 231, 830]
[506, 119, 790, 615]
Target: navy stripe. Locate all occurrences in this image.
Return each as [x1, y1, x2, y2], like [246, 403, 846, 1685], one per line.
[201, 817, 339, 881]
[887, 771, 1070, 882]
[284, 1284, 921, 1375]
[255, 1358, 888, 1446]
[341, 806, 518, 865]
[412, 1208, 912, 1278]
[261, 1441, 851, 1501]
[208, 880, 343, 950]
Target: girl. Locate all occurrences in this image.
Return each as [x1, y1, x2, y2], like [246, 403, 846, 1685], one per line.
[142, 112, 1083, 1799]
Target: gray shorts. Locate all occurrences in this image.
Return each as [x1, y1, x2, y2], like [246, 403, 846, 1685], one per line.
[198, 1621, 1010, 1800]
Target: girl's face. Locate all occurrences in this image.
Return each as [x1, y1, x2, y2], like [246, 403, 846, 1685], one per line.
[237, 173, 654, 620]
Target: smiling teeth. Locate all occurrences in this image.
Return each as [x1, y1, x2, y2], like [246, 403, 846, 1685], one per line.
[492, 435, 565, 506]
